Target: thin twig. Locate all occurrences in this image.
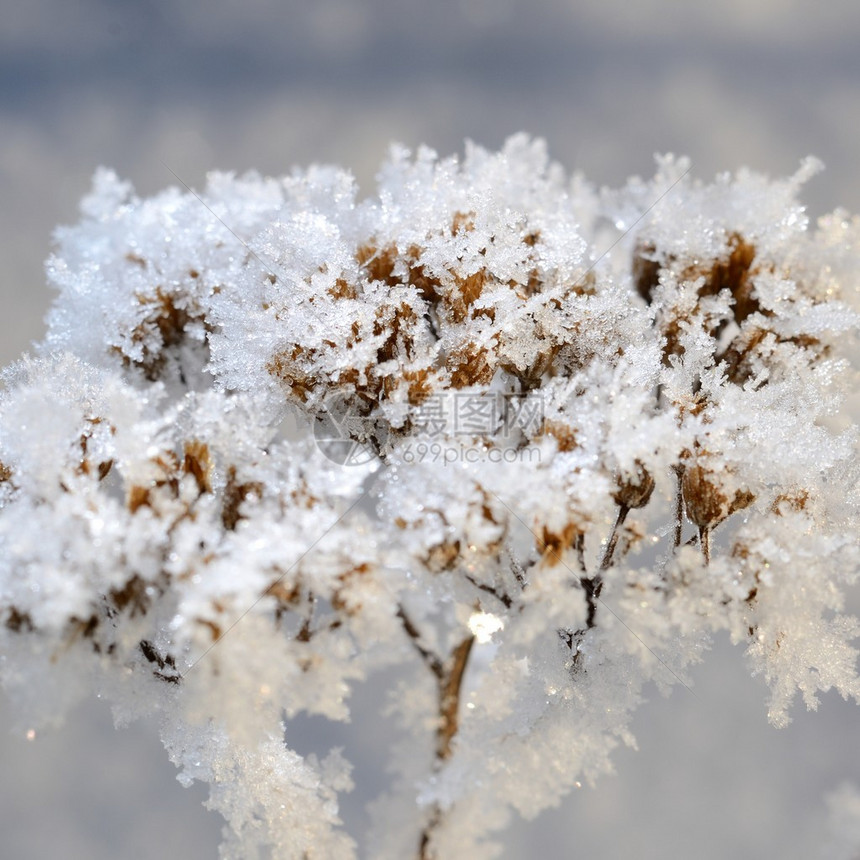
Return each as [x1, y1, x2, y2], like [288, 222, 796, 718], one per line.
[673, 465, 685, 551]
[464, 573, 513, 609]
[509, 552, 527, 589]
[573, 531, 586, 574]
[600, 504, 630, 572]
[399, 605, 476, 858]
[419, 808, 442, 860]
[485, 486, 701, 700]
[567, 504, 629, 655]
[396, 605, 442, 677]
[415, 634, 475, 858]
[700, 527, 711, 566]
[437, 636, 475, 761]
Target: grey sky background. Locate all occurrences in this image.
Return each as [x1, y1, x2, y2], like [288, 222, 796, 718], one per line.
[1, 1, 859, 857]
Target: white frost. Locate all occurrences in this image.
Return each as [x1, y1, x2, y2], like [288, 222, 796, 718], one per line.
[0, 136, 858, 858]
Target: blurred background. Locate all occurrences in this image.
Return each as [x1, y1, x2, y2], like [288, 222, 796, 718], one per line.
[1, 0, 859, 857]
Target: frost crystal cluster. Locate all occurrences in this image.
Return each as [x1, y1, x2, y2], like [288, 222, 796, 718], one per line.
[1, 136, 859, 858]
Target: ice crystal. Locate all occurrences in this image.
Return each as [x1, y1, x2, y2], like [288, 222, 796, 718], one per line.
[0, 135, 858, 858]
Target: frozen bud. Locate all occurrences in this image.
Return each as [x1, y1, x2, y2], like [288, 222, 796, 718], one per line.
[682, 464, 730, 528]
[613, 463, 655, 510]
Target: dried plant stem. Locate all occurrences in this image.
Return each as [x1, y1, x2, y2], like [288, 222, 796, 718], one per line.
[418, 809, 442, 860]
[600, 504, 630, 573]
[673, 465, 685, 550]
[700, 526, 711, 566]
[419, 635, 475, 858]
[577, 504, 629, 636]
[397, 606, 476, 859]
[436, 635, 475, 761]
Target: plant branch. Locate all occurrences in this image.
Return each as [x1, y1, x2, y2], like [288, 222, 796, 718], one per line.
[599, 504, 629, 572]
[398, 604, 476, 858]
[436, 635, 475, 761]
[673, 465, 685, 551]
[700, 526, 711, 566]
[464, 573, 513, 609]
[397, 605, 443, 677]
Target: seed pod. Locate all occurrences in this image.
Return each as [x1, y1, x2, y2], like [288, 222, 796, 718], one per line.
[682, 464, 729, 528]
[729, 488, 755, 516]
[613, 462, 655, 510]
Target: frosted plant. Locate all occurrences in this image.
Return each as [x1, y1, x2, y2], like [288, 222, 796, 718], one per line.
[0, 135, 859, 858]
